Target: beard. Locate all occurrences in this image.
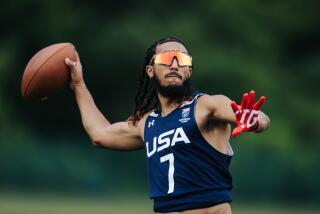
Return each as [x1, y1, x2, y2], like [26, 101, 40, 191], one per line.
[153, 75, 193, 100]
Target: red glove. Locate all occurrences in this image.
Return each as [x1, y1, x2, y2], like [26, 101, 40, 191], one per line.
[231, 90, 266, 137]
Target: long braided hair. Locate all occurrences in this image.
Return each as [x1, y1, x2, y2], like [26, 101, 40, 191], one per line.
[129, 37, 192, 125]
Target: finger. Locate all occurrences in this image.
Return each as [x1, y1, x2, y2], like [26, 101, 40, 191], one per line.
[65, 58, 77, 69]
[232, 126, 245, 138]
[65, 58, 74, 67]
[253, 96, 266, 110]
[240, 92, 248, 109]
[231, 101, 240, 113]
[247, 90, 255, 108]
[231, 101, 241, 120]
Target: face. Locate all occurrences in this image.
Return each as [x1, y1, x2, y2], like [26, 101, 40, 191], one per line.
[146, 42, 192, 99]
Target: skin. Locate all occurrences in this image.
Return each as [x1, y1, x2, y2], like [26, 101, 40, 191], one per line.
[65, 42, 270, 214]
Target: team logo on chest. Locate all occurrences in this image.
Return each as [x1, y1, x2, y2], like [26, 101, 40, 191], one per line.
[179, 108, 191, 123]
[146, 127, 190, 158]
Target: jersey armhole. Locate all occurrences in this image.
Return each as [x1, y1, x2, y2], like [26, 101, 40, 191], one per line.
[193, 94, 234, 157]
[142, 110, 159, 142]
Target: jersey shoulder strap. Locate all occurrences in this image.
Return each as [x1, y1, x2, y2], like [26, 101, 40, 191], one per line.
[180, 91, 206, 108]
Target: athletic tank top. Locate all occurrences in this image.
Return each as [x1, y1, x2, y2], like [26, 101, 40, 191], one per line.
[144, 92, 233, 212]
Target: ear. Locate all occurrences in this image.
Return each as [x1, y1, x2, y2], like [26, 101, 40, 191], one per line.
[146, 65, 154, 78]
[188, 67, 192, 78]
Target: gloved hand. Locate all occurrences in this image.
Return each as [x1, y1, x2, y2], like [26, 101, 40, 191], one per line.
[231, 90, 266, 137]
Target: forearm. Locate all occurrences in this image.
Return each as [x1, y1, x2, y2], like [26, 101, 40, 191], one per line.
[73, 81, 111, 136]
[71, 81, 144, 150]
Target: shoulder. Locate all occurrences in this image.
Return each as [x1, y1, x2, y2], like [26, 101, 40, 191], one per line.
[197, 94, 231, 110]
[126, 110, 155, 141]
[128, 110, 155, 128]
[135, 110, 156, 137]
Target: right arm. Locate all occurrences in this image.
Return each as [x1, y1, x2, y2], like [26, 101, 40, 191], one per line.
[65, 52, 145, 150]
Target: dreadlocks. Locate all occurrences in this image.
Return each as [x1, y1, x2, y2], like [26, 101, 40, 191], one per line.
[129, 37, 192, 125]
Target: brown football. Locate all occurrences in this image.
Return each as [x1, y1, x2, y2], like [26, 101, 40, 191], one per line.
[21, 43, 76, 100]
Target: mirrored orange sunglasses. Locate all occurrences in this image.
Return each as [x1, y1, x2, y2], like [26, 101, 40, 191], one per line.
[150, 50, 192, 67]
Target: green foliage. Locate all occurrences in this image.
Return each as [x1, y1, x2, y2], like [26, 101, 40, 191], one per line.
[0, 0, 319, 203]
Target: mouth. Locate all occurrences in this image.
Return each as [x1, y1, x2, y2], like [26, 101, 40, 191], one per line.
[165, 73, 182, 79]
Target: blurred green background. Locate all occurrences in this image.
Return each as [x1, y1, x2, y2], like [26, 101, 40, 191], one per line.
[0, 0, 319, 213]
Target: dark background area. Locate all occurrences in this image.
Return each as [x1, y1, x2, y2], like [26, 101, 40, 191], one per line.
[0, 0, 319, 207]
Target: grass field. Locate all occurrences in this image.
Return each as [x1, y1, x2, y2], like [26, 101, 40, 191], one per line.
[0, 193, 319, 214]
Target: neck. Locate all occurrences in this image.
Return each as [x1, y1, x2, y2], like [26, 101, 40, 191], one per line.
[158, 93, 181, 116]
[157, 92, 191, 116]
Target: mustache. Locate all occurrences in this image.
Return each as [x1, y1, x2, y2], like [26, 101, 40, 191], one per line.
[153, 74, 193, 100]
[165, 72, 182, 79]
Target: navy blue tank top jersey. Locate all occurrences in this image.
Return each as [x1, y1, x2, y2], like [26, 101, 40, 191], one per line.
[144, 92, 234, 212]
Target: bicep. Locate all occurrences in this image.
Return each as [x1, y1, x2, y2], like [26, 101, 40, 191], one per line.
[91, 121, 144, 151]
[204, 95, 236, 123]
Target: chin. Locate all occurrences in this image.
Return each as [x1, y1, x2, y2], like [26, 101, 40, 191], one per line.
[164, 82, 183, 88]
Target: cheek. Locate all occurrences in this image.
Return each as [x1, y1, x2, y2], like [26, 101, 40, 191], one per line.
[182, 68, 191, 79]
[154, 67, 166, 79]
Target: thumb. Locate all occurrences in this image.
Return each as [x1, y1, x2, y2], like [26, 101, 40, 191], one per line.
[232, 126, 245, 138]
[65, 58, 76, 68]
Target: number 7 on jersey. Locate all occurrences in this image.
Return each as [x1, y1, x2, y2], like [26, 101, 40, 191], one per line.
[160, 153, 175, 194]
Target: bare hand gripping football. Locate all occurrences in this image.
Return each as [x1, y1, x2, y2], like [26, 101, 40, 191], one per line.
[64, 50, 83, 90]
[231, 90, 266, 137]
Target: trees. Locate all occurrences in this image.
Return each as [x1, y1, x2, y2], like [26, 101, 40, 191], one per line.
[0, 0, 319, 202]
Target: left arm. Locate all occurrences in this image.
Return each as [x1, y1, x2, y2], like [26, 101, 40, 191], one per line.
[202, 91, 270, 137]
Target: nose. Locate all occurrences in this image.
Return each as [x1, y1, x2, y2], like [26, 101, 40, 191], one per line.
[170, 57, 179, 69]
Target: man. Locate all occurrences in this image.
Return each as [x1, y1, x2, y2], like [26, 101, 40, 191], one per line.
[65, 37, 270, 214]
